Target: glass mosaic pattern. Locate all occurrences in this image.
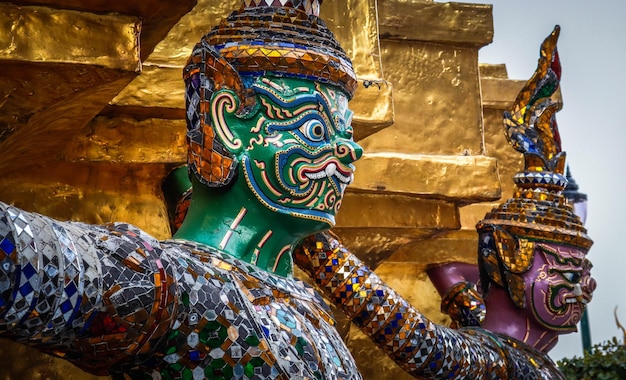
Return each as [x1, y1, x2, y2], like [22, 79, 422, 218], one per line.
[0, 202, 361, 379]
[295, 232, 567, 379]
[183, 2, 356, 188]
[243, 0, 321, 16]
[440, 281, 486, 328]
[480, 26, 592, 251]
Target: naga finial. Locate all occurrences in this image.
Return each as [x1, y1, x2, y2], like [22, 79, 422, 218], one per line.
[503, 25, 567, 191]
[477, 26, 593, 309]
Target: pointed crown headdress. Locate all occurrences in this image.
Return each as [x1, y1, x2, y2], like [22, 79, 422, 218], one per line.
[476, 26, 593, 306]
[478, 25, 592, 251]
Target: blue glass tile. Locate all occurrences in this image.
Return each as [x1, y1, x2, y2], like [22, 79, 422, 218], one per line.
[0, 237, 14, 255]
[19, 281, 33, 296]
[234, 363, 244, 377]
[65, 299, 81, 326]
[65, 281, 78, 297]
[22, 263, 36, 279]
[189, 350, 201, 361]
[60, 299, 73, 313]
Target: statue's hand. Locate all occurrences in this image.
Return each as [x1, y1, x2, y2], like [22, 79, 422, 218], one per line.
[440, 281, 486, 328]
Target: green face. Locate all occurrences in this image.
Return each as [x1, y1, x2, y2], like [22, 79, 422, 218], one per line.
[211, 76, 363, 228]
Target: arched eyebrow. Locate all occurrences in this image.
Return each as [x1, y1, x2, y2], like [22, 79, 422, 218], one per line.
[253, 78, 319, 108]
[537, 243, 583, 267]
[252, 78, 340, 130]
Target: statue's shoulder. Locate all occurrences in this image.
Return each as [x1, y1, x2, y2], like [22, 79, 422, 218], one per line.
[494, 332, 566, 380]
[161, 238, 334, 314]
[458, 328, 565, 379]
[89, 222, 167, 271]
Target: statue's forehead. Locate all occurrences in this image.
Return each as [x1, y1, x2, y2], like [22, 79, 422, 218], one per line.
[252, 76, 352, 118]
[536, 242, 586, 267]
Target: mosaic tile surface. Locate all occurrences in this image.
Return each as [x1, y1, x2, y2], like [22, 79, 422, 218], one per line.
[183, 2, 356, 188]
[0, 202, 361, 379]
[295, 231, 567, 380]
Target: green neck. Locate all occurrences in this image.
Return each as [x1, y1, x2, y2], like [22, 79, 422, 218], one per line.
[173, 176, 321, 277]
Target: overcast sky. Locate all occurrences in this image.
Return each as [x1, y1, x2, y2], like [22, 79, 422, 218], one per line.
[457, 0, 626, 360]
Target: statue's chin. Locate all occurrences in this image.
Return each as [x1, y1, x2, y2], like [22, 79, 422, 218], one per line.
[531, 293, 582, 333]
[243, 161, 337, 229]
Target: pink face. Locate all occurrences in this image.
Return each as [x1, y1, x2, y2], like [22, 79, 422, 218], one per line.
[526, 242, 596, 333]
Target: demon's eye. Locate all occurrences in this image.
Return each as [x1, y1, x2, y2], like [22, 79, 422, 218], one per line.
[562, 272, 581, 283]
[300, 119, 327, 142]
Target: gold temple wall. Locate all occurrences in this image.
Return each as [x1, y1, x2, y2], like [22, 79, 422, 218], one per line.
[0, 1, 529, 378]
[340, 2, 493, 377]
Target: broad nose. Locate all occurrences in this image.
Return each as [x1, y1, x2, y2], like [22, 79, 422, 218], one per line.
[334, 138, 363, 165]
[585, 276, 597, 294]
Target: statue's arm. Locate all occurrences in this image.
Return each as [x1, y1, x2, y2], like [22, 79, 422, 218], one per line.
[427, 262, 479, 294]
[0, 201, 177, 375]
[426, 262, 485, 328]
[294, 231, 508, 379]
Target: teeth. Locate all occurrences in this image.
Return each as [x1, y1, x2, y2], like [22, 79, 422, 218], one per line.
[573, 284, 583, 296]
[335, 172, 350, 183]
[303, 163, 353, 184]
[305, 172, 327, 180]
[566, 298, 577, 304]
[325, 163, 337, 178]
